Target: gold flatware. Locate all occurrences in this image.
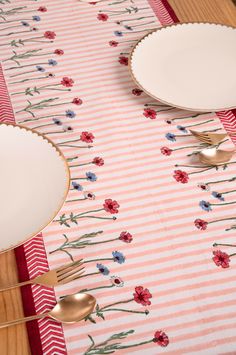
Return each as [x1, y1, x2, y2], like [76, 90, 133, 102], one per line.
[0, 259, 84, 291]
[0, 293, 96, 329]
[190, 130, 229, 145]
[198, 147, 236, 165]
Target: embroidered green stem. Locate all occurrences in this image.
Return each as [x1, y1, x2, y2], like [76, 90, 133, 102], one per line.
[66, 197, 87, 202]
[229, 252, 236, 257]
[213, 243, 236, 248]
[128, 20, 156, 27]
[206, 177, 236, 186]
[9, 75, 49, 84]
[208, 217, 236, 224]
[118, 15, 154, 23]
[0, 29, 30, 37]
[171, 112, 212, 121]
[16, 98, 59, 117]
[210, 200, 236, 207]
[10, 69, 40, 77]
[101, 299, 133, 310]
[183, 119, 214, 128]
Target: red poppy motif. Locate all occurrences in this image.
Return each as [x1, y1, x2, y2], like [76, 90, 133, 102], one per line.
[119, 231, 133, 243]
[153, 331, 169, 347]
[103, 199, 120, 214]
[213, 250, 230, 268]
[161, 147, 172, 156]
[80, 131, 94, 143]
[54, 49, 64, 55]
[109, 40, 118, 47]
[143, 108, 156, 119]
[44, 31, 56, 39]
[93, 157, 104, 166]
[173, 170, 189, 183]
[38, 6, 47, 12]
[133, 286, 152, 306]
[89, 1, 97, 3]
[132, 88, 143, 96]
[72, 97, 83, 105]
[194, 218, 208, 230]
[61, 77, 74, 87]
[119, 56, 128, 66]
[97, 13, 108, 21]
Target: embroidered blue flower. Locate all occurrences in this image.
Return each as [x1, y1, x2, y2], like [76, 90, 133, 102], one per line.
[212, 191, 224, 201]
[48, 59, 58, 66]
[72, 182, 83, 191]
[199, 200, 212, 212]
[21, 21, 29, 26]
[112, 251, 125, 264]
[36, 65, 45, 72]
[86, 172, 97, 182]
[65, 110, 76, 118]
[114, 30, 123, 37]
[52, 118, 62, 125]
[165, 133, 176, 142]
[33, 15, 41, 21]
[177, 125, 188, 133]
[96, 263, 110, 275]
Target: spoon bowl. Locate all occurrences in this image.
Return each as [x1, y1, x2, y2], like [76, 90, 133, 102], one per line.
[198, 147, 236, 165]
[49, 293, 96, 323]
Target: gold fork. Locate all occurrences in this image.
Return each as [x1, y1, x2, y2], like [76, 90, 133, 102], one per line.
[0, 259, 84, 291]
[190, 130, 229, 145]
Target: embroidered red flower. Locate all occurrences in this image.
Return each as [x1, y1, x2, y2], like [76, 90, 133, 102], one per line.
[161, 147, 172, 156]
[38, 6, 47, 12]
[132, 88, 143, 96]
[119, 231, 133, 243]
[80, 131, 94, 143]
[109, 40, 118, 47]
[103, 199, 120, 214]
[194, 218, 208, 230]
[212, 250, 230, 268]
[153, 331, 169, 347]
[133, 286, 152, 306]
[143, 108, 156, 119]
[89, 1, 97, 4]
[97, 13, 108, 21]
[61, 77, 74, 87]
[72, 97, 83, 105]
[173, 170, 189, 184]
[93, 157, 104, 166]
[119, 56, 128, 66]
[44, 31, 56, 39]
[54, 49, 64, 55]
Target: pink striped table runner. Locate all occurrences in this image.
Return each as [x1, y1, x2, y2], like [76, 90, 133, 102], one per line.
[0, 0, 236, 354]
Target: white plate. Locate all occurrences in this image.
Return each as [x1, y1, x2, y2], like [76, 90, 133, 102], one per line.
[0, 123, 70, 251]
[130, 23, 236, 112]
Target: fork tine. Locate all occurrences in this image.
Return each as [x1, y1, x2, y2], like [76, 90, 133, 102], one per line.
[58, 267, 85, 282]
[57, 259, 83, 273]
[190, 130, 212, 144]
[57, 261, 84, 278]
[59, 270, 85, 284]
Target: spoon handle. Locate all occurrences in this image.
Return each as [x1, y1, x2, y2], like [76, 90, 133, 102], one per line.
[0, 313, 49, 328]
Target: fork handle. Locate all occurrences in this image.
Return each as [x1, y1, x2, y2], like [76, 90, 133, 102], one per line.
[0, 279, 33, 292]
[0, 313, 48, 329]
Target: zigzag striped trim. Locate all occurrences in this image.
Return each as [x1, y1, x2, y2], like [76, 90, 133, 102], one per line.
[148, 0, 179, 25]
[23, 235, 67, 355]
[217, 110, 236, 145]
[0, 63, 15, 123]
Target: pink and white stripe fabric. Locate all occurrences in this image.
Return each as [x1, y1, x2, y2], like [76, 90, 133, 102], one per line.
[1, 0, 236, 354]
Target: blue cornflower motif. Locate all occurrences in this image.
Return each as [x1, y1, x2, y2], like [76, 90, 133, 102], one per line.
[199, 200, 212, 212]
[48, 59, 58, 66]
[212, 191, 224, 201]
[65, 110, 76, 118]
[36, 65, 45, 72]
[86, 172, 97, 182]
[165, 133, 176, 142]
[72, 182, 83, 191]
[177, 125, 188, 133]
[96, 263, 110, 275]
[112, 251, 125, 264]
[114, 30, 123, 37]
[33, 15, 41, 21]
[21, 21, 29, 26]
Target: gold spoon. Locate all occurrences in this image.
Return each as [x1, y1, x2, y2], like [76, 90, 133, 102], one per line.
[198, 147, 236, 165]
[0, 293, 96, 329]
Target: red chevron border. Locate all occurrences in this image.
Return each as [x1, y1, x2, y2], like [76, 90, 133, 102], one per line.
[148, 0, 179, 24]
[0, 63, 15, 123]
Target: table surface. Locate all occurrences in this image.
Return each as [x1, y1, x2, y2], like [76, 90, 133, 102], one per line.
[0, 0, 235, 353]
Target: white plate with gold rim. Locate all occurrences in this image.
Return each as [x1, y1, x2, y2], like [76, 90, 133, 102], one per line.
[0, 123, 70, 252]
[130, 23, 236, 112]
